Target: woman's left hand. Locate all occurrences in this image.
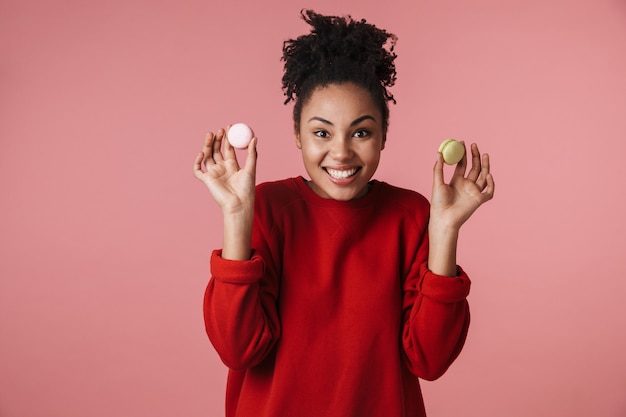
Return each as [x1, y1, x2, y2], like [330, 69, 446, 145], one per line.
[430, 142, 495, 231]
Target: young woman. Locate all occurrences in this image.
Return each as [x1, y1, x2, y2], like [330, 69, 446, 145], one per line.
[194, 10, 494, 417]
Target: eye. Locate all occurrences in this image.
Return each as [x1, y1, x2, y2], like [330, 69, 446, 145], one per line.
[314, 130, 330, 138]
[353, 129, 370, 139]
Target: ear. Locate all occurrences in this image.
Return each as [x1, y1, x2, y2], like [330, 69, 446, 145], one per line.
[294, 124, 302, 149]
[381, 135, 386, 150]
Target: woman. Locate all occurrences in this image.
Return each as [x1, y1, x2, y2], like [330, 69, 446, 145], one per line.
[194, 10, 494, 417]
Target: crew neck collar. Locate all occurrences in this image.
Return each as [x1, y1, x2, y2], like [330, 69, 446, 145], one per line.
[292, 176, 383, 208]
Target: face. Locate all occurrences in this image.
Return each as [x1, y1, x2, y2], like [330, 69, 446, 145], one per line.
[295, 82, 386, 201]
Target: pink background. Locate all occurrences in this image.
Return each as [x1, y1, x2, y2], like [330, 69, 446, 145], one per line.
[2, 0, 625, 416]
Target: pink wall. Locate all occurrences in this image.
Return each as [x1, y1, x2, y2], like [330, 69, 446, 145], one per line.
[1, 0, 625, 416]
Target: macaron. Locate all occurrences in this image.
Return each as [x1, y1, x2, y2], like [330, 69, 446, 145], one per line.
[227, 123, 254, 149]
[438, 139, 465, 165]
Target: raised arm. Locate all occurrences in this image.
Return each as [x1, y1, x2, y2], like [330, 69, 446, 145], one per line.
[428, 142, 494, 276]
[193, 127, 258, 260]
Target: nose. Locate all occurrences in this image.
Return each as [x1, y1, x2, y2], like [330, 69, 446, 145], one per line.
[329, 135, 353, 160]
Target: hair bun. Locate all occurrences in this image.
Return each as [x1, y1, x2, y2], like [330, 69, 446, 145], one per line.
[282, 9, 397, 104]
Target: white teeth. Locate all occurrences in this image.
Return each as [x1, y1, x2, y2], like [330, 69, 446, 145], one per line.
[326, 168, 357, 179]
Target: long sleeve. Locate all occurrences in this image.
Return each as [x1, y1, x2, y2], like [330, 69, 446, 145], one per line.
[203, 250, 281, 370]
[401, 231, 471, 381]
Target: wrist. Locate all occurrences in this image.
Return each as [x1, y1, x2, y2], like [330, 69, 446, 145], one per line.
[427, 221, 459, 277]
[428, 219, 460, 241]
[222, 211, 254, 261]
[221, 197, 254, 218]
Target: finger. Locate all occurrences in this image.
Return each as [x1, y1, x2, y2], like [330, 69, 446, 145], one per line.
[202, 132, 215, 164]
[433, 151, 445, 187]
[243, 137, 258, 175]
[451, 141, 468, 181]
[466, 143, 482, 182]
[222, 125, 238, 162]
[193, 152, 205, 179]
[476, 153, 491, 190]
[482, 172, 495, 202]
[212, 128, 226, 162]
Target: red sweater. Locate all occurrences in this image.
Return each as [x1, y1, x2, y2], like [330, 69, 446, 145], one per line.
[204, 177, 471, 417]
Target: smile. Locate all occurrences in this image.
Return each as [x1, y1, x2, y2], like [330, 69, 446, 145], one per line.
[325, 167, 359, 179]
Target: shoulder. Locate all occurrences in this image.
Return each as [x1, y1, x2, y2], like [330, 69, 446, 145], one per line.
[255, 177, 306, 212]
[376, 181, 430, 213]
[256, 177, 300, 199]
[371, 181, 431, 232]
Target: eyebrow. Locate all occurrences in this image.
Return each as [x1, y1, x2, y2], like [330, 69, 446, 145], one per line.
[307, 115, 377, 126]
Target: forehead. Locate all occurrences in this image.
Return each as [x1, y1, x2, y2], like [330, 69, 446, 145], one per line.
[301, 83, 380, 118]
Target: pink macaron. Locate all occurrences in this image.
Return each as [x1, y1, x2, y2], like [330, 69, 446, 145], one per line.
[227, 123, 254, 149]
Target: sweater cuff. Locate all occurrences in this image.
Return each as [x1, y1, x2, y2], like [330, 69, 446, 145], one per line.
[419, 264, 471, 303]
[210, 250, 264, 284]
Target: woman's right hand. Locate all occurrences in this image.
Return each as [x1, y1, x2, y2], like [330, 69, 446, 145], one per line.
[193, 127, 258, 217]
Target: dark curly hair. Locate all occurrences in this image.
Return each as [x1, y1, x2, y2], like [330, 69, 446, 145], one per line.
[281, 10, 398, 133]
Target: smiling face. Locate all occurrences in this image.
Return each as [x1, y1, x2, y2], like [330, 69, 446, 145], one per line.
[295, 82, 386, 201]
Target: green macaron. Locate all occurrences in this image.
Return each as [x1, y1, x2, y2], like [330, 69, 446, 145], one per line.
[438, 139, 465, 165]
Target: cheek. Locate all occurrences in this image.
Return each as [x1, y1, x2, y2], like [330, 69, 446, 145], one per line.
[361, 142, 383, 161]
[300, 141, 327, 164]
[301, 142, 318, 159]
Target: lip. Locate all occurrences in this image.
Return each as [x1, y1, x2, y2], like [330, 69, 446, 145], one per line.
[323, 166, 361, 185]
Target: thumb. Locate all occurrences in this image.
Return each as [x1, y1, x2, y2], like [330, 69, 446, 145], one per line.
[433, 151, 445, 188]
[243, 137, 258, 176]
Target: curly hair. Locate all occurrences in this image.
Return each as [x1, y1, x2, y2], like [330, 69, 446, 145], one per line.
[281, 10, 398, 133]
